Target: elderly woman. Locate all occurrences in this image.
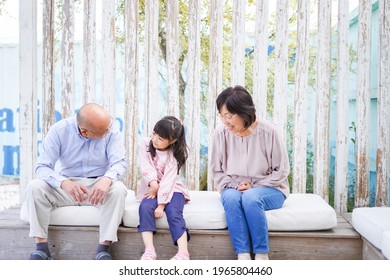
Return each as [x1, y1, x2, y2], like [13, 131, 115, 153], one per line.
[211, 85, 290, 260]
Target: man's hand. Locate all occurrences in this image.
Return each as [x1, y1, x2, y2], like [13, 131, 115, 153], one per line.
[154, 204, 165, 219]
[237, 181, 252, 192]
[88, 177, 112, 205]
[144, 180, 159, 199]
[61, 179, 89, 203]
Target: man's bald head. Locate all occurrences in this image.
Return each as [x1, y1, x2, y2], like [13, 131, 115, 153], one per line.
[77, 103, 112, 138]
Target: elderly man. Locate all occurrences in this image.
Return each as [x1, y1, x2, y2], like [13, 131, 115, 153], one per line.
[23, 103, 128, 260]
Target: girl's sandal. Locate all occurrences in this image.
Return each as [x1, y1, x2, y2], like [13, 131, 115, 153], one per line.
[140, 248, 157, 260]
[170, 252, 190, 260]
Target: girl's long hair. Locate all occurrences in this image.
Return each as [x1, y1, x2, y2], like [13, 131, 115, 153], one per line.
[148, 116, 188, 174]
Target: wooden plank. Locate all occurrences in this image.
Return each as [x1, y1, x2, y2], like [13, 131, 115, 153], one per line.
[340, 212, 353, 225]
[144, 0, 160, 136]
[314, 0, 331, 202]
[376, 0, 390, 206]
[185, 0, 201, 190]
[61, 0, 75, 118]
[269, 235, 362, 260]
[0, 206, 362, 260]
[42, 0, 56, 137]
[83, 0, 96, 103]
[361, 237, 386, 260]
[166, 0, 179, 117]
[0, 225, 362, 260]
[269, 228, 361, 239]
[101, 0, 116, 115]
[335, 0, 350, 212]
[355, 0, 372, 207]
[207, 0, 223, 191]
[123, 0, 139, 191]
[111, 228, 237, 260]
[230, 0, 246, 86]
[2, 226, 358, 260]
[273, 0, 289, 139]
[253, 0, 269, 119]
[19, 0, 38, 203]
[336, 218, 355, 230]
[0, 205, 29, 227]
[292, 0, 309, 194]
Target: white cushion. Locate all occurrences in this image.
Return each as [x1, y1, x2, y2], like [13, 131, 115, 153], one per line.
[123, 192, 337, 231]
[20, 190, 337, 231]
[122, 190, 227, 229]
[352, 207, 390, 249]
[267, 193, 337, 231]
[381, 231, 390, 260]
[20, 190, 136, 226]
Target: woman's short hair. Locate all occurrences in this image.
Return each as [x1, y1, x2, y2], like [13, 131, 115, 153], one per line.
[216, 85, 256, 128]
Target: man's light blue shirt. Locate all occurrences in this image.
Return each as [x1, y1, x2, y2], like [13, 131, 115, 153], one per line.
[36, 117, 128, 188]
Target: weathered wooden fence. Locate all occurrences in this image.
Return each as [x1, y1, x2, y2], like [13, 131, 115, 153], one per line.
[19, 0, 389, 212]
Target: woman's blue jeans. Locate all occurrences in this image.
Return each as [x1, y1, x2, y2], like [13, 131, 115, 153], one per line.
[221, 187, 286, 254]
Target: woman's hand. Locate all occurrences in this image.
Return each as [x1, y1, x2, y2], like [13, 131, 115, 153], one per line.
[237, 181, 252, 192]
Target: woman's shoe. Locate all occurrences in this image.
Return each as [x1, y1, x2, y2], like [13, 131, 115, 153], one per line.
[255, 253, 269, 260]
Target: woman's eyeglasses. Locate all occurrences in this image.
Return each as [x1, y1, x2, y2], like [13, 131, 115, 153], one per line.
[218, 113, 237, 122]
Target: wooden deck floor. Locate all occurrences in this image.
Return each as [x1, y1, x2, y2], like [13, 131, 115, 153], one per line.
[0, 205, 363, 260]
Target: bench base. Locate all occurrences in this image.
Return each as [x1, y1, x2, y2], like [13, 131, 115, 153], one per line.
[0, 206, 362, 260]
[361, 237, 387, 260]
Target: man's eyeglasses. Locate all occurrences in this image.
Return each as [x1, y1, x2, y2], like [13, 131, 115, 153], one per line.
[100, 116, 114, 136]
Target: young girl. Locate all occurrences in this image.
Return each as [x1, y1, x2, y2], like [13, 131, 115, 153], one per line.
[137, 116, 191, 260]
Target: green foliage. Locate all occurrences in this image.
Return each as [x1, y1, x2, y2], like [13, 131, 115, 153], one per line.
[0, 0, 7, 16]
[348, 121, 357, 211]
[199, 155, 208, 191]
[349, 121, 356, 145]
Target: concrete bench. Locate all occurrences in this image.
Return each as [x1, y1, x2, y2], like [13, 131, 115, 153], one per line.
[351, 207, 390, 260]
